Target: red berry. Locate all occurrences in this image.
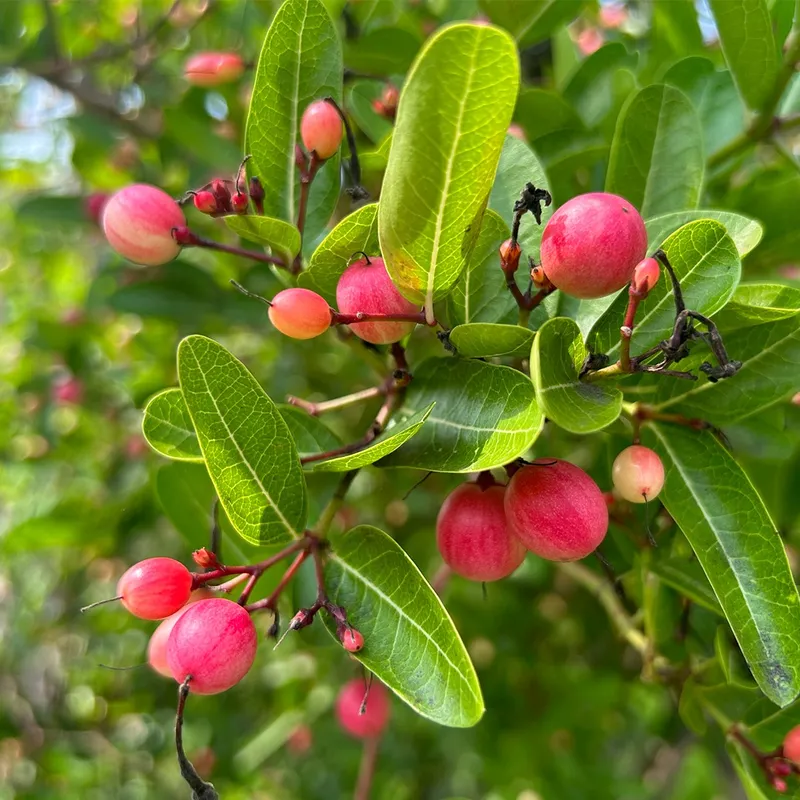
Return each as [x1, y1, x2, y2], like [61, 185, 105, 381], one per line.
[166, 598, 257, 694]
[184, 52, 245, 87]
[504, 460, 608, 561]
[300, 100, 343, 160]
[630, 257, 660, 296]
[287, 724, 313, 755]
[784, 725, 800, 763]
[52, 375, 84, 405]
[84, 192, 110, 225]
[340, 627, 365, 652]
[336, 679, 391, 738]
[540, 192, 647, 299]
[774, 761, 793, 777]
[231, 192, 249, 214]
[436, 483, 526, 581]
[612, 445, 665, 504]
[117, 557, 193, 620]
[268, 288, 332, 339]
[102, 184, 186, 266]
[336, 256, 419, 344]
[193, 190, 218, 214]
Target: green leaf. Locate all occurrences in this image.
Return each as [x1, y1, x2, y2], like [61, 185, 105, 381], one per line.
[647, 424, 800, 707]
[449, 323, 534, 358]
[177, 335, 307, 545]
[224, 215, 302, 262]
[645, 209, 763, 257]
[245, 0, 342, 241]
[142, 388, 202, 462]
[531, 318, 622, 434]
[277, 404, 342, 458]
[298, 203, 379, 305]
[713, 283, 800, 330]
[716, 626, 757, 688]
[324, 525, 483, 726]
[379, 358, 543, 472]
[478, 0, 583, 43]
[305, 403, 434, 471]
[588, 220, 741, 360]
[728, 742, 773, 800]
[378, 24, 519, 318]
[708, 0, 779, 110]
[343, 26, 421, 75]
[606, 84, 704, 217]
[347, 80, 394, 144]
[649, 558, 723, 615]
[513, 88, 584, 142]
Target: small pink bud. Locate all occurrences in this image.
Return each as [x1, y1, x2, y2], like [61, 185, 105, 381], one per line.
[102, 184, 185, 266]
[599, 4, 628, 29]
[301, 100, 343, 160]
[184, 52, 245, 87]
[287, 724, 313, 755]
[773, 761, 793, 777]
[773, 778, 788, 793]
[171, 226, 195, 246]
[192, 548, 219, 569]
[499, 238, 521, 266]
[52, 376, 83, 405]
[630, 257, 660, 296]
[339, 626, 364, 652]
[193, 190, 218, 214]
[577, 27, 604, 56]
[507, 124, 526, 141]
[231, 193, 249, 214]
[84, 192, 110, 225]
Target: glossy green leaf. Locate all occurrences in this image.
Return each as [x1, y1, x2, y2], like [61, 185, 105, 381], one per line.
[708, 0, 779, 110]
[177, 335, 307, 546]
[324, 525, 483, 726]
[298, 203, 379, 304]
[379, 358, 543, 472]
[531, 317, 622, 434]
[449, 323, 534, 358]
[245, 0, 342, 241]
[224, 215, 302, 262]
[305, 403, 434, 471]
[513, 88, 584, 141]
[378, 24, 519, 318]
[347, 80, 394, 144]
[606, 84, 704, 217]
[343, 27, 421, 75]
[588, 220, 741, 360]
[715, 626, 757, 688]
[142, 388, 202, 462]
[713, 283, 800, 330]
[478, 0, 582, 42]
[277, 404, 342, 458]
[649, 558, 723, 615]
[645, 210, 763, 257]
[728, 742, 772, 800]
[749, 700, 800, 748]
[647, 424, 800, 707]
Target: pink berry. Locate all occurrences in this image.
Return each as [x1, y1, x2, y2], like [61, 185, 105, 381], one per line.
[784, 725, 800, 763]
[268, 288, 332, 339]
[52, 375, 84, 405]
[577, 27, 604, 56]
[540, 192, 647, 299]
[287, 724, 313, 755]
[504, 460, 608, 561]
[231, 192, 249, 214]
[340, 627, 365, 652]
[612, 445, 665, 504]
[773, 778, 788, 793]
[336, 679, 391, 738]
[102, 184, 185, 266]
[300, 100, 343, 160]
[84, 192, 110, 225]
[507, 123, 526, 141]
[436, 483, 526, 581]
[336, 256, 419, 344]
[630, 257, 660, 296]
[166, 598, 257, 695]
[184, 52, 245, 87]
[117, 557, 193, 620]
[193, 190, 218, 214]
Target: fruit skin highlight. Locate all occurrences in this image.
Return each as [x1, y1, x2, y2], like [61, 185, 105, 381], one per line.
[301, 100, 343, 160]
[436, 483, 526, 581]
[117, 557, 193, 620]
[268, 288, 332, 339]
[504, 460, 609, 561]
[612, 445, 665, 503]
[184, 52, 245, 87]
[539, 192, 647, 299]
[336, 678, 391, 738]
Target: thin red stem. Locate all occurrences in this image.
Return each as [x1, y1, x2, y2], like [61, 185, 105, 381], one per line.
[245, 551, 309, 613]
[331, 310, 434, 327]
[175, 228, 287, 268]
[293, 153, 322, 274]
[192, 537, 308, 586]
[354, 735, 381, 800]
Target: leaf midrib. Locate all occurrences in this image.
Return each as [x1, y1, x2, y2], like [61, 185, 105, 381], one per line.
[286, 0, 310, 222]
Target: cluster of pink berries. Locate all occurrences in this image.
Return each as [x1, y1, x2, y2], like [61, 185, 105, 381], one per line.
[436, 447, 665, 580]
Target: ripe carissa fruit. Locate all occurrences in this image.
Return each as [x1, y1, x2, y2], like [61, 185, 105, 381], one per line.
[612, 445, 665, 504]
[184, 52, 245, 87]
[505, 460, 608, 561]
[300, 100, 343, 159]
[539, 192, 647, 299]
[117, 557, 193, 620]
[166, 598, 257, 695]
[336, 256, 419, 344]
[336, 679, 391, 739]
[102, 184, 186, 266]
[784, 725, 800, 762]
[269, 288, 331, 339]
[436, 483, 526, 581]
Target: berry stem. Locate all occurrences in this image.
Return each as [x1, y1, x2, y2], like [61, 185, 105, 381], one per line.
[287, 385, 384, 416]
[293, 152, 322, 274]
[175, 679, 219, 800]
[331, 309, 435, 327]
[172, 227, 288, 268]
[354, 735, 382, 800]
[244, 550, 310, 612]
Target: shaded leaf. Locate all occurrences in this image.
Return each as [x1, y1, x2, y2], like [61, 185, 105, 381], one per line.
[224, 215, 302, 262]
[513, 88, 584, 142]
[478, 0, 583, 43]
[343, 26, 421, 75]
[713, 283, 800, 330]
[277, 404, 342, 458]
[649, 558, 723, 615]
[449, 323, 534, 358]
[645, 209, 763, 257]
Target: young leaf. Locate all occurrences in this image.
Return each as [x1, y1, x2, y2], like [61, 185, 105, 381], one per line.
[645, 210, 763, 257]
[707, 0, 779, 110]
[324, 525, 484, 727]
[649, 558, 723, 616]
[298, 203, 379, 304]
[647, 424, 800, 707]
[588, 220, 741, 359]
[449, 323, 534, 358]
[379, 358, 543, 472]
[177, 335, 307, 546]
[606, 84, 704, 217]
[378, 24, 519, 319]
[712, 283, 800, 330]
[224, 216, 302, 262]
[143, 388, 203, 462]
[304, 403, 434, 471]
[531, 317, 622, 434]
[245, 0, 342, 241]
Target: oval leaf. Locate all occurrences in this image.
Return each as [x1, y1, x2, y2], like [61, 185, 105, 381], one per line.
[532, 317, 622, 434]
[606, 84, 704, 217]
[305, 403, 434, 472]
[143, 388, 203, 462]
[324, 525, 483, 726]
[224, 216, 302, 262]
[277, 404, 342, 458]
[177, 335, 307, 546]
[647, 424, 800, 707]
[378, 23, 519, 317]
[645, 210, 763, 257]
[449, 323, 534, 358]
[379, 358, 543, 472]
[245, 0, 342, 241]
[713, 283, 800, 329]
